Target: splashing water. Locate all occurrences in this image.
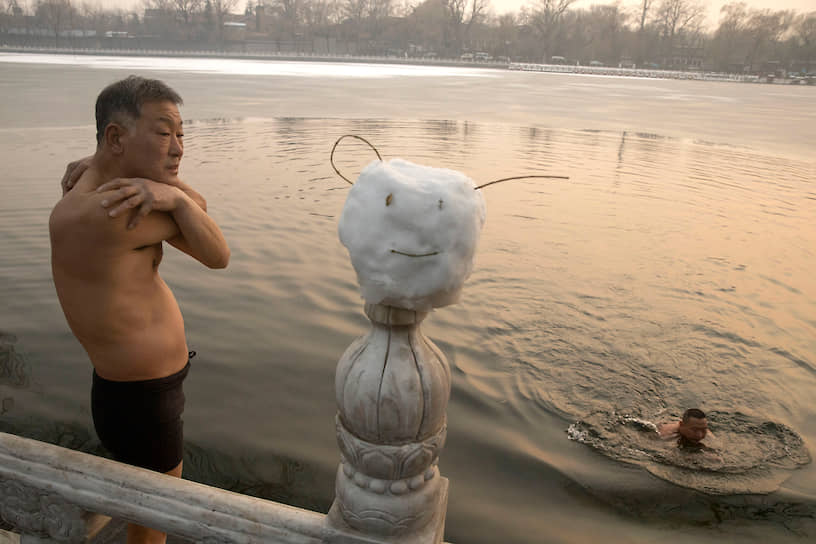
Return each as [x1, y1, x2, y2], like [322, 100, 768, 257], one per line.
[568, 410, 811, 495]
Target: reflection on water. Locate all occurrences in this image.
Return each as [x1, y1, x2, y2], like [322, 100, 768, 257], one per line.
[0, 331, 29, 389]
[0, 331, 30, 425]
[2, 111, 815, 543]
[567, 410, 811, 495]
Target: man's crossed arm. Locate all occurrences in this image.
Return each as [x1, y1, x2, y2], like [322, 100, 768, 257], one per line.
[62, 158, 229, 269]
[97, 177, 229, 269]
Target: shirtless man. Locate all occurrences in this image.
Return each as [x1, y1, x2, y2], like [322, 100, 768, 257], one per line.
[658, 408, 715, 450]
[50, 76, 229, 543]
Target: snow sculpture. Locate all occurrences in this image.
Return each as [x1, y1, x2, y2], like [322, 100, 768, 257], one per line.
[329, 139, 485, 543]
[339, 158, 486, 311]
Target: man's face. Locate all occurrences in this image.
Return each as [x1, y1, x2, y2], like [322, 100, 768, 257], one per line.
[120, 100, 183, 183]
[678, 417, 708, 443]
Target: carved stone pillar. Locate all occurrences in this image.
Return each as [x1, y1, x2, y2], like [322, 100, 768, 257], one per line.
[330, 303, 450, 542]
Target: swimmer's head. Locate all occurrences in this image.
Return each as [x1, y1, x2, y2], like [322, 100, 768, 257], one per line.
[678, 408, 709, 444]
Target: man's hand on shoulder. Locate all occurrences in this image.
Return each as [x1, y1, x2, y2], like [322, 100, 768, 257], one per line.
[98, 177, 185, 229]
[61, 156, 93, 195]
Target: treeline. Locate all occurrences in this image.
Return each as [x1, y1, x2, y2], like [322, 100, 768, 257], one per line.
[3, 0, 815, 73]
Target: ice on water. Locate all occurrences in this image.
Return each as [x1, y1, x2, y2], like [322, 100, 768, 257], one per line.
[339, 158, 486, 311]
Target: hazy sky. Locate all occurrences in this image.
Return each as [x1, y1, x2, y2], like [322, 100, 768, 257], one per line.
[56, 0, 816, 27]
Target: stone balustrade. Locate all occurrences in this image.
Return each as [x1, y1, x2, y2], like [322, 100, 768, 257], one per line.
[0, 427, 447, 543]
[329, 304, 450, 542]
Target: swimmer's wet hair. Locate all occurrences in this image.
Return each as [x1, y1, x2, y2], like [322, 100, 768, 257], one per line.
[95, 75, 183, 145]
[682, 408, 706, 421]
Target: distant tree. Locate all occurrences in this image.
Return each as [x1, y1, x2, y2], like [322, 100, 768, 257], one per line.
[302, 0, 339, 29]
[792, 11, 816, 66]
[341, 0, 367, 23]
[5, 0, 21, 15]
[35, 0, 78, 45]
[793, 11, 816, 50]
[142, 0, 177, 38]
[441, 0, 489, 53]
[654, 0, 704, 42]
[10, 0, 812, 73]
[464, 0, 490, 49]
[708, 2, 750, 71]
[273, 0, 303, 25]
[653, 0, 705, 65]
[370, 0, 397, 20]
[743, 9, 795, 71]
[409, 0, 447, 55]
[211, 0, 239, 40]
[631, 0, 657, 66]
[173, 0, 204, 24]
[494, 12, 519, 59]
[527, 0, 576, 60]
[707, 4, 800, 72]
[573, 4, 628, 65]
[368, 0, 400, 45]
[143, 0, 175, 9]
[265, 0, 303, 44]
[636, 0, 652, 32]
[205, 0, 214, 28]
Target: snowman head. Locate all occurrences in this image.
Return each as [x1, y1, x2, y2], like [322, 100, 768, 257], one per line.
[338, 158, 486, 311]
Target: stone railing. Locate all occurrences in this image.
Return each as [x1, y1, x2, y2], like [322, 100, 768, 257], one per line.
[0, 431, 336, 543]
[0, 303, 451, 543]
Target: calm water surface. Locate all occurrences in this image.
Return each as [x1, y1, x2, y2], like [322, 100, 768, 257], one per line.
[1, 54, 815, 543]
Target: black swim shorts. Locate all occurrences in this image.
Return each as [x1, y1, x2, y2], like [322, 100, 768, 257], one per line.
[91, 354, 193, 473]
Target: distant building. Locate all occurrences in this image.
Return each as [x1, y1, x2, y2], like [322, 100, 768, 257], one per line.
[664, 44, 704, 70]
[223, 22, 246, 42]
[143, 7, 175, 38]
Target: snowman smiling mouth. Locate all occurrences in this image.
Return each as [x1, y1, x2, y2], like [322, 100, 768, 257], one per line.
[390, 249, 440, 258]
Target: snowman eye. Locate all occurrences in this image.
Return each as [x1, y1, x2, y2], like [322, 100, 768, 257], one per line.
[386, 194, 393, 206]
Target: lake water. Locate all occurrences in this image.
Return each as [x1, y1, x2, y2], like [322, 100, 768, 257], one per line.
[1, 53, 815, 543]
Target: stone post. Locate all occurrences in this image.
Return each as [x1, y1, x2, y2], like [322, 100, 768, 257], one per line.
[329, 303, 450, 543]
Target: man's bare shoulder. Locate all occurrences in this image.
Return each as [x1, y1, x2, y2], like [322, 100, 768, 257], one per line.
[658, 421, 680, 439]
[50, 186, 178, 251]
[50, 188, 108, 239]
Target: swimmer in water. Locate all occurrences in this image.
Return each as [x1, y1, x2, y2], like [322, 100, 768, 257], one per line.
[658, 408, 715, 450]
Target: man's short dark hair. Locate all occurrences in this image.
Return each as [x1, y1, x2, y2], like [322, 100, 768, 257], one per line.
[682, 408, 706, 422]
[95, 75, 183, 145]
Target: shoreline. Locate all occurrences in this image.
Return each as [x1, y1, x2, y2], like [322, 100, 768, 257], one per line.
[0, 44, 507, 71]
[3, 45, 811, 85]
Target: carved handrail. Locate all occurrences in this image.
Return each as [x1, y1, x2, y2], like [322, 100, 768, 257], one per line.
[0, 432, 399, 543]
